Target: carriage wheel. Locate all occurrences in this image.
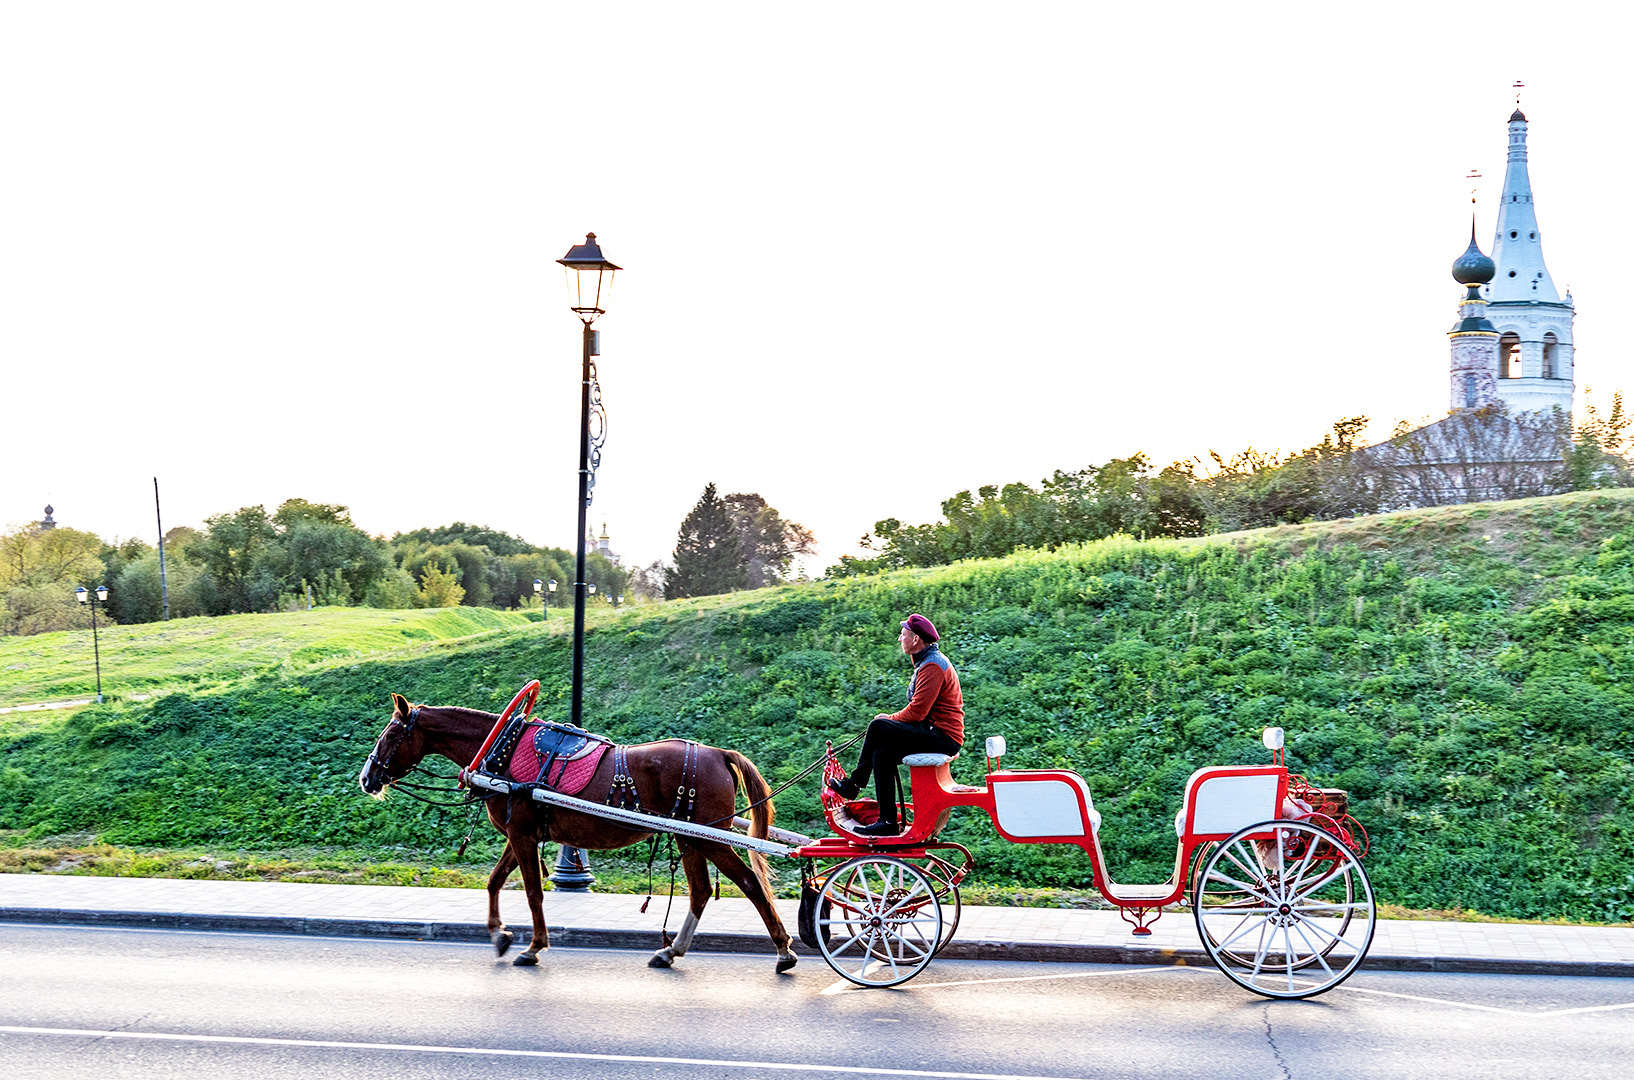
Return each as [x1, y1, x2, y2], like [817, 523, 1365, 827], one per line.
[1194, 820, 1375, 1000]
[816, 856, 943, 988]
[1190, 839, 1356, 971]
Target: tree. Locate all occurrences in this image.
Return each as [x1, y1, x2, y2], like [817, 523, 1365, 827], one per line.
[417, 562, 465, 607]
[197, 505, 279, 613]
[0, 526, 110, 635]
[721, 493, 817, 588]
[666, 483, 749, 598]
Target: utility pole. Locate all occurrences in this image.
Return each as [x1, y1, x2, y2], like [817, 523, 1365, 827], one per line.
[154, 478, 169, 620]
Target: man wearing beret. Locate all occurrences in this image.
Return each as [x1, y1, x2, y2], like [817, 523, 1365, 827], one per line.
[828, 613, 964, 836]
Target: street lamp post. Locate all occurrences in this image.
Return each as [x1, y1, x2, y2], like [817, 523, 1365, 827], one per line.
[557, 233, 619, 730]
[75, 584, 108, 704]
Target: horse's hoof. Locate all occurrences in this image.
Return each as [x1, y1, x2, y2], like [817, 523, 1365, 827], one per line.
[512, 952, 539, 967]
[491, 929, 515, 957]
[776, 956, 798, 973]
[648, 954, 672, 969]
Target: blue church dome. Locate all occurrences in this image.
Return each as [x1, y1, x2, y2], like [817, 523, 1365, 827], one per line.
[1452, 232, 1496, 285]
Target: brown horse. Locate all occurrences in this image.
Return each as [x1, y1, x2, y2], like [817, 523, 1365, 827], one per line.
[358, 693, 797, 972]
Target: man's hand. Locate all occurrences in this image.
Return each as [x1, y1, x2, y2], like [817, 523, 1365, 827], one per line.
[874, 713, 890, 721]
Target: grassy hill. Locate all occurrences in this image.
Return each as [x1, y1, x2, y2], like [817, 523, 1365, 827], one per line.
[0, 606, 538, 706]
[3, 490, 1632, 922]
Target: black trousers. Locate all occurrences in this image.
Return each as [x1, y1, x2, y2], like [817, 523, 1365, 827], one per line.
[849, 718, 960, 823]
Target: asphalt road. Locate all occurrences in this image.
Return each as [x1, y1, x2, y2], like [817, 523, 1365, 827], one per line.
[0, 924, 1630, 1080]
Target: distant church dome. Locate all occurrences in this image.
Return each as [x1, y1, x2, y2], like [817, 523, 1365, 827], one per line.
[1451, 231, 1496, 285]
[1509, 108, 1526, 122]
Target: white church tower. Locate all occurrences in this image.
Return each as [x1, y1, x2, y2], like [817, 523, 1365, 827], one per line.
[1479, 106, 1575, 414]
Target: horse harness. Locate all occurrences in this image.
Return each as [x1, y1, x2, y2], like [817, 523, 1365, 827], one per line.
[605, 739, 701, 823]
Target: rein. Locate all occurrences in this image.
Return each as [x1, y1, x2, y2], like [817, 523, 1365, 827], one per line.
[699, 729, 863, 828]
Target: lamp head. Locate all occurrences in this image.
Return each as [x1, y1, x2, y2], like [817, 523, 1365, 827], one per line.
[557, 233, 620, 321]
[533, 579, 544, 595]
[547, 579, 558, 593]
[96, 584, 108, 602]
[76, 586, 88, 604]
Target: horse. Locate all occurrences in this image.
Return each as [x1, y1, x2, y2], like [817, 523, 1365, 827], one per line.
[359, 693, 797, 973]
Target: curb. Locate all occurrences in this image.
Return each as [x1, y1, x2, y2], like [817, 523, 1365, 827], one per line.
[4, 906, 1632, 978]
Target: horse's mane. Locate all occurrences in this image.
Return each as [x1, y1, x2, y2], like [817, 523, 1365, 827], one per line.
[433, 705, 500, 724]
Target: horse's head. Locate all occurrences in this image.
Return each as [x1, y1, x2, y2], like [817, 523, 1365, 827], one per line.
[359, 693, 430, 797]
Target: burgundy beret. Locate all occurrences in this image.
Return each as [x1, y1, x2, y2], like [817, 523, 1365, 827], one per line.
[900, 613, 939, 643]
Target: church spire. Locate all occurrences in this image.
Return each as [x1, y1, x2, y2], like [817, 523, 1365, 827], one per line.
[1488, 104, 1559, 303]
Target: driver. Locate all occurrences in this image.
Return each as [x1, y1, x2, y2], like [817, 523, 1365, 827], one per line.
[828, 613, 964, 836]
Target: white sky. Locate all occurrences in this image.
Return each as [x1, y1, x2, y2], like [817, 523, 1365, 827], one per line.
[4, 2, 1631, 572]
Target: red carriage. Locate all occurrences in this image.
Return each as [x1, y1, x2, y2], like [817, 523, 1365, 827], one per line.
[793, 727, 1374, 997]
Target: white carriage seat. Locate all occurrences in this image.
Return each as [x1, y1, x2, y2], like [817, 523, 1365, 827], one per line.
[1175, 766, 1282, 838]
[902, 752, 957, 767]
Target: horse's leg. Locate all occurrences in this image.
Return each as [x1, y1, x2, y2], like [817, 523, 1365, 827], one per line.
[648, 845, 712, 969]
[486, 843, 519, 956]
[703, 844, 798, 973]
[510, 835, 550, 967]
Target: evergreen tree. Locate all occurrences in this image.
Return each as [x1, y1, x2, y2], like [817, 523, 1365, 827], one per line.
[665, 483, 749, 598]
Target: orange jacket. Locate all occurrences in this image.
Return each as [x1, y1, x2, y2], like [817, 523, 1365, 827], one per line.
[888, 646, 964, 744]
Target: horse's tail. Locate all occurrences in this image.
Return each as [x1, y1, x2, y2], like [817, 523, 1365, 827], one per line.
[721, 748, 777, 884]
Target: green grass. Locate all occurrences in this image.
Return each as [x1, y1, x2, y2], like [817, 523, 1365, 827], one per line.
[3, 489, 1633, 923]
[0, 606, 540, 707]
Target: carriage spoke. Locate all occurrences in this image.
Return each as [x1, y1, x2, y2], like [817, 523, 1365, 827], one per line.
[1293, 921, 1337, 980]
[1298, 900, 1372, 914]
[1204, 868, 1274, 903]
[1222, 845, 1268, 882]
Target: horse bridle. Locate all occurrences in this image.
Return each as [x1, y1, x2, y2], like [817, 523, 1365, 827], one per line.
[365, 706, 422, 783]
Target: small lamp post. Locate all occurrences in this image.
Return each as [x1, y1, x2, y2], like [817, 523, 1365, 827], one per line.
[75, 584, 108, 704]
[533, 579, 546, 616]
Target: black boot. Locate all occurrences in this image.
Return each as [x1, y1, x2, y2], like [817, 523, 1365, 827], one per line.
[855, 818, 901, 837]
[827, 775, 861, 800]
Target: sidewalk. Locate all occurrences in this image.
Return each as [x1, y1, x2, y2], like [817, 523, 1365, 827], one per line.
[1, 873, 1630, 977]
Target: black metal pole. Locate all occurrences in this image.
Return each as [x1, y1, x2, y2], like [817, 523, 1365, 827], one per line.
[90, 596, 103, 705]
[572, 319, 592, 728]
[549, 844, 596, 891]
[154, 477, 169, 621]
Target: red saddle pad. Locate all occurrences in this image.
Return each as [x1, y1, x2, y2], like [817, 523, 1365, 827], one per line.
[507, 739, 611, 796]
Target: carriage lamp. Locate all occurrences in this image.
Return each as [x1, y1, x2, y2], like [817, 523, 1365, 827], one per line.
[985, 735, 1007, 774]
[75, 584, 108, 704]
[1262, 727, 1285, 766]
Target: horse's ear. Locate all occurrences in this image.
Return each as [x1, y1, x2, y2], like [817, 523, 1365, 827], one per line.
[391, 693, 410, 716]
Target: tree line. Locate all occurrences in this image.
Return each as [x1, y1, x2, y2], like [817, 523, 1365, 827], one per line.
[0, 499, 629, 636]
[829, 397, 1633, 576]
